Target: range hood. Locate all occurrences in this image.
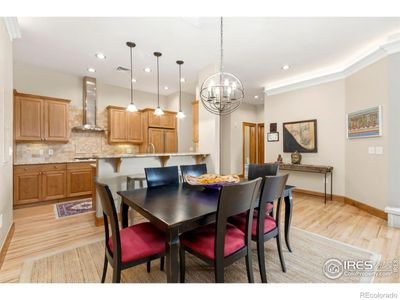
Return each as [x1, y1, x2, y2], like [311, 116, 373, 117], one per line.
[72, 76, 105, 132]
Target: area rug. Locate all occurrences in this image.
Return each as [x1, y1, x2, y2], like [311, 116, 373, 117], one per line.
[19, 227, 380, 283]
[54, 199, 94, 218]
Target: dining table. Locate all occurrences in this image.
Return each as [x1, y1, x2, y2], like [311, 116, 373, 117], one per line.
[118, 183, 295, 283]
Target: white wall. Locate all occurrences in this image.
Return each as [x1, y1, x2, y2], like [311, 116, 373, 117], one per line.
[165, 91, 195, 153]
[345, 58, 389, 210]
[265, 80, 346, 196]
[0, 19, 14, 251]
[13, 62, 194, 153]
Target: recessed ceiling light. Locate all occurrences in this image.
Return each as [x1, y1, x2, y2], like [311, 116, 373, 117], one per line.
[254, 95, 259, 99]
[282, 65, 290, 71]
[180, 77, 185, 83]
[95, 52, 106, 60]
[144, 67, 151, 73]
[87, 67, 96, 73]
[164, 86, 169, 90]
[131, 78, 137, 83]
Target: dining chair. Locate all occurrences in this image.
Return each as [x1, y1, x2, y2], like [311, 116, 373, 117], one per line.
[180, 163, 207, 182]
[144, 166, 180, 188]
[248, 163, 280, 215]
[179, 178, 262, 283]
[96, 181, 166, 283]
[229, 174, 289, 283]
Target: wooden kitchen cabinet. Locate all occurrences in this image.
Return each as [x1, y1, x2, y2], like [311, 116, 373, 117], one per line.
[192, 101, 199, 144]
[14, 162, 93, 207]
[148, 128, 177, 153]
[14, 170, 42, 205]
[41, 170, 67, 201]
[139, 108, 178, 153]
[44, 100, 69, 142]
[14, 91, 70, 142]
[107, 106, 142, 144]
[67, 163, 93, 198]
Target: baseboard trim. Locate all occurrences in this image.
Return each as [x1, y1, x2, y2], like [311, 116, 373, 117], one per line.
[293, 189, 387, 221]
[0, 222, 15, 271]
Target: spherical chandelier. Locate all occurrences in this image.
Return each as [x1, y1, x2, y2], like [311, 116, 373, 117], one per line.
[200, 17, 244, 115]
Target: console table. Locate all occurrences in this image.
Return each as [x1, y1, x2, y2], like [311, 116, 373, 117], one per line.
[279, 163, 333, 204]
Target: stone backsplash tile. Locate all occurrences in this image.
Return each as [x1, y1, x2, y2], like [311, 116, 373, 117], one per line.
[15, 106, 139, 164]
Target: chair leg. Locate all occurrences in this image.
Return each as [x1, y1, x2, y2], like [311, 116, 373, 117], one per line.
[112, 265, 121, 283]
[257, 237, 268, 283]
[101, 254, 108, 283]
[214, 262, 224, 283]
[147, 261, 151, 273]
[179, 247, 186, 283]
[245, 253, 254, 283]
[160, 257, 165, 271]
[276, 234, 286, 272]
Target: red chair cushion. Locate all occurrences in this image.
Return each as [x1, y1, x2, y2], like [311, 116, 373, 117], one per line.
[254, 203, 273, 217]
[108, 222, 165, 263]
[229, 213, 277, 236]
[180, 223, 245, 260]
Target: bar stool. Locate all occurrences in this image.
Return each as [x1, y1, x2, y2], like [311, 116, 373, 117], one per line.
[127, 174, 146, 190]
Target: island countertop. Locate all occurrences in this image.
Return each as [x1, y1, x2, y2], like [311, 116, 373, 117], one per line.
[94, 152, 209, 159]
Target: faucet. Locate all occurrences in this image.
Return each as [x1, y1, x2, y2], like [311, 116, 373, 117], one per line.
[147, 143, 155, 154]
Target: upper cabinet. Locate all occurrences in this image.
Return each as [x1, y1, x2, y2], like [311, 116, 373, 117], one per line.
[107, 106, 143, 144]
[14, 91, 70, 142]
[192, 101, 199, 144]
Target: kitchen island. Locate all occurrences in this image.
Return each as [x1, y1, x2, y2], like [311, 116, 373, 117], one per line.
[93, 152, 210, 223]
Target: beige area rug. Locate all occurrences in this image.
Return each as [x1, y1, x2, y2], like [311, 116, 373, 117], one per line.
[20, 227, 380, 283]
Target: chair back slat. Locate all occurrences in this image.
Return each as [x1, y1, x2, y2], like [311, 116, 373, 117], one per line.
[215, 178, 262, 261]
[257, 174, 289, 235]
[248, 163, 279, 180]
[95, 181, 122, 261]
[144, 166, 180, 188]
[180, 164, 207, 181]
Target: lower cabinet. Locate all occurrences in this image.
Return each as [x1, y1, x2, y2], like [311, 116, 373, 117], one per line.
[14, 162, 94, 207]
[67, 163, 93, 198]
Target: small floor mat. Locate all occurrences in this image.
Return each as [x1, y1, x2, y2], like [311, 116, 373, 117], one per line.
[55, 199, 94, 218]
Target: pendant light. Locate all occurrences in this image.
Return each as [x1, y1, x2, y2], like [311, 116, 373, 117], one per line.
[126, 42, 138, 112]
[176, 60, 185, 119]
[153, 52, 164, 116]
[200, 17, 244, 115]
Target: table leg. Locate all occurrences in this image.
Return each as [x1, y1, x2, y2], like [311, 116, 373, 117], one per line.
[121, 201, 129, 228]
[165, 228, 180, 283]
[284, 192, 293, 252]
[330, 171, 333, 200]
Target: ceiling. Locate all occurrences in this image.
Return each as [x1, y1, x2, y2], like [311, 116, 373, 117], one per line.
[14, 17, 400, 105]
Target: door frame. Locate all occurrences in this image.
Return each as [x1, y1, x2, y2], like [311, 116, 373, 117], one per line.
[242, 122, 257, 176]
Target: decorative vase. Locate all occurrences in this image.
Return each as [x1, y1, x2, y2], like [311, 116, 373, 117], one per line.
[277, 154, 283, 163]
[291, 151, 302, 164]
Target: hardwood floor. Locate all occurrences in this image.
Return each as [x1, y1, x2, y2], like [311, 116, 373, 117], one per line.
[0, 192, 399, 283]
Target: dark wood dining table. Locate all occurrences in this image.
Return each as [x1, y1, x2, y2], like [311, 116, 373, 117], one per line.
[118, 183, 295, 283]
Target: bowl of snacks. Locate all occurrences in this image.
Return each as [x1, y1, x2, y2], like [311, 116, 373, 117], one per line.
[185, 173, 240, 189]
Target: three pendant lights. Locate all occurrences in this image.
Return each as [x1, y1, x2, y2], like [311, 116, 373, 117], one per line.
[125, 42, 185, 119]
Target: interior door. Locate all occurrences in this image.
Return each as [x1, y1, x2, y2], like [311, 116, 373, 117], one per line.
[242, 122, 257, 176]
[257, 123, 265, 164]
[164, 129, 177, 153]
[148, 128, 164, 153]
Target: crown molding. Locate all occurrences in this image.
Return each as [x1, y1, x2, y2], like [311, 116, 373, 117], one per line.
[3, 17, 21, 40]
[265, 36, 400, 96]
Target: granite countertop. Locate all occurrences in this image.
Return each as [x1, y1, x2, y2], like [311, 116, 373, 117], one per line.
[14, 159, 97, 166]
[94, 152, 209, 159]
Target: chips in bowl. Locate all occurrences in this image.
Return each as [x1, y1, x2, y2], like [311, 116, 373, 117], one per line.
[185, 173, 240, 187]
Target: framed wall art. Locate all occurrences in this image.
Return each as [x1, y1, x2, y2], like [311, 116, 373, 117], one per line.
[267, 132, 279, 142]
[347, 106, 382, 139]
[283, 119, 317, 153]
